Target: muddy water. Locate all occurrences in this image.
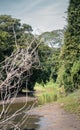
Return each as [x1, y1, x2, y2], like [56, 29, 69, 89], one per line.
[0, 92, 57, 130]
[0, 92, 79, 130]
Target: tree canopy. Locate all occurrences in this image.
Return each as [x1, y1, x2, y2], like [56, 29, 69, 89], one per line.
[57, 0, 80, 92]
[0, 15, 33, 61]
[0, 0, 80, 94]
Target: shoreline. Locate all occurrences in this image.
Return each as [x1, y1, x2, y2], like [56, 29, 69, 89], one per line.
[0, 96, 37, 105]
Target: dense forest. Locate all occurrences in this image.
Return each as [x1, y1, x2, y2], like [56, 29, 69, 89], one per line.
[0, 0, 80, 130]
[0, 0, 80, 93]
[57, 0, 80, 92]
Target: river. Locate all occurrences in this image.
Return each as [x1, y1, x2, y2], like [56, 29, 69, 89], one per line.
[0, 90, 57, 130]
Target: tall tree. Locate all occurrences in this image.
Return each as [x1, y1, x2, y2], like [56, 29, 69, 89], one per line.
[0, 15, 33, 61]
[58, 0, 80, 92]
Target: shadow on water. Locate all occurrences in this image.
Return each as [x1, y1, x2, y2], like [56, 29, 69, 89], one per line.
[21, 115, 41, 130]
[0, 90, 57, 130]
[8, 114, 41, 130]
[0, 92, 41, 130]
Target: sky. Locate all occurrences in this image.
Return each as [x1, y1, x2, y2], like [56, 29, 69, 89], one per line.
[0, 0, 69, 34]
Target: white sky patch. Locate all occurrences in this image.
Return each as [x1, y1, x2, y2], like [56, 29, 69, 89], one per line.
[20, 3, 67, 33]
[0, 0, 69, 33]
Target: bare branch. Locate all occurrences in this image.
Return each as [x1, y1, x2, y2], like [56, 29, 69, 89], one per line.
[0, 29, 42, 129]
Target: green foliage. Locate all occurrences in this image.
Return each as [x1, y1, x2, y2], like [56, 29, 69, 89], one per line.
[58, 0, 80, 92]
[26, 41, 60, 90]
[0, 15, 33, 62]
[0, 14, 61, 91]
[35, 82, 58, 104]
[22, 23, 33, 32]
[58, 89, 80, 115]
[39, 29, 64, 48]
[71, 61, 80, 89]
[57, 65, 65, 87]
[71, 61, 80, 75]
[27, 43, 53, 90]
[50, 48, 60, 82]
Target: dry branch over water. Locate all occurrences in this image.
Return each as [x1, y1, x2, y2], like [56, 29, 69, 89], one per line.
[0, 30, 42, 129]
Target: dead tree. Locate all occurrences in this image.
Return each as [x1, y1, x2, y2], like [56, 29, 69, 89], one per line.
[0, 28, 43, 129]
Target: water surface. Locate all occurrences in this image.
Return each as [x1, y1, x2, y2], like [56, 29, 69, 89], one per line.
[0, 90, 57, 130]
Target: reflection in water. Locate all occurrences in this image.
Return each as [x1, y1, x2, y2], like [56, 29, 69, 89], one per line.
[0, 90, 56, 130]
[23, 128, 36, 130]
[7, 113, 41, 130]
[20, 115, 41, 130]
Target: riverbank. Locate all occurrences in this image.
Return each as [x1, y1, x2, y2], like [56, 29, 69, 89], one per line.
[25, 88, 80, 130]
[28, 102, 80, 130]
[58, 89, 80, 116]
[35, 82, 80, 115]
[0, 87, 80, 130]
[0, 96, 37, 105]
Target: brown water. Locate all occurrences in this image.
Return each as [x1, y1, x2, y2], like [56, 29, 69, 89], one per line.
[0, 91, 57, 130]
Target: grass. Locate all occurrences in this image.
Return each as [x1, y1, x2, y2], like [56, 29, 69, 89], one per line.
[58, 89, 80, 116]
[23, 81, 80, 117]
[35, 82, 80, 117]
[34, 81, 59, 105]
[35, 80, 58, 92]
